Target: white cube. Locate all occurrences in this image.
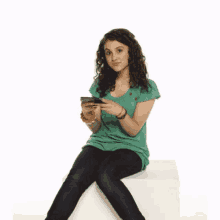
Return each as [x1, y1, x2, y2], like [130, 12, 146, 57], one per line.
[63, 160, 180, 220]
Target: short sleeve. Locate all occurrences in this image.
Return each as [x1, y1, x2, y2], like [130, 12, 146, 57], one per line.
[89, 79, 100, 98]
[136, 79, 161, 102]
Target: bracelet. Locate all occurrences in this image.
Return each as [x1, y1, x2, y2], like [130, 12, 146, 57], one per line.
[116, 107, 123, 118]
[116, 107, 127, 119]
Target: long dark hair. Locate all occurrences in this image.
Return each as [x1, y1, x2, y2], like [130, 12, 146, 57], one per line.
[93, 28, 152, 98]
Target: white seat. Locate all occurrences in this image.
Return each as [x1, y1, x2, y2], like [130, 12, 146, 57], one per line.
[64, 160, 180, 220]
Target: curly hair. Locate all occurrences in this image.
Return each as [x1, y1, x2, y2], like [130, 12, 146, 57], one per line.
[93, 28, 152, 98]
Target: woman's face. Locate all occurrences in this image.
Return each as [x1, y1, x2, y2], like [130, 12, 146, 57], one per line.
[104, 40, 129, 73]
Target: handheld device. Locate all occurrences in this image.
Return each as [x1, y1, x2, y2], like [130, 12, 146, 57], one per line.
[80, 97, 105, 104]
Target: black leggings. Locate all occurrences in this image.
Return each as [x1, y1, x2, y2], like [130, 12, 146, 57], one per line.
[45, 146, 145, 220]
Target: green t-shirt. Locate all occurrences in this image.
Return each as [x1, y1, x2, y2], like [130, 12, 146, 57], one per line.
[82, 78, 161, 171]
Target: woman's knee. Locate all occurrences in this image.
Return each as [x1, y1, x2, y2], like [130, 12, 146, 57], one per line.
[96, 171, 113, 194]
[96, 166, 116, 185]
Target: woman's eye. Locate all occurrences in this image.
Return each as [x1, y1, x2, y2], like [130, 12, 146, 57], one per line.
[106, 49, 122, 55]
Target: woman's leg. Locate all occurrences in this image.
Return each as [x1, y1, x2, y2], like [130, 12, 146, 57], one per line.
[45, 146, 106, 220]
[96, 149, 145, 220]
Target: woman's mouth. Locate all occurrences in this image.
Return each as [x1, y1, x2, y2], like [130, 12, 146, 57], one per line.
[112, 62, 120, 66]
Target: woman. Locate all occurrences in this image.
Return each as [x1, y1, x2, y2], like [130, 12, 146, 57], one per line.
[45, 28, 161, 220]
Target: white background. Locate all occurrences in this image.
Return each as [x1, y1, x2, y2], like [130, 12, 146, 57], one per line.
[1, 0, 219, 219]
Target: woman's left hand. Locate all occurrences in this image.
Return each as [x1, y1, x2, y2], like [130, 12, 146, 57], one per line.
[99, 98, 123, 116]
